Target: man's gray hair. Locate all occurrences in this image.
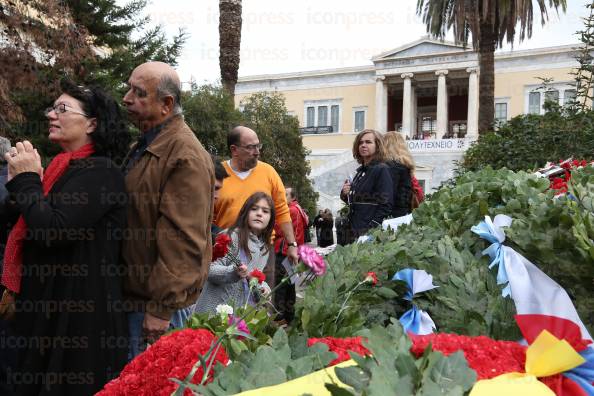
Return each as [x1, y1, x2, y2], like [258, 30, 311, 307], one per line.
[157, 74, 182, 115]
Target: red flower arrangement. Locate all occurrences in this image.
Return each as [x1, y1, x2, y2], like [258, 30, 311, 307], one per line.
[546, 159, 592, 194]
[249, 269, 266, 284]
[309, 333, 527, 379]
[364, 272, 378, 286]
[212, 233, 232, 261]
[308, 336, 371, 366]
[97, 329, 229, 396]
[409, 332, 526, 380]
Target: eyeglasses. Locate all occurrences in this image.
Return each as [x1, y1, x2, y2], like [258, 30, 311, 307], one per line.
[236, 143, 263, 151]
[44, 103, 88, 117]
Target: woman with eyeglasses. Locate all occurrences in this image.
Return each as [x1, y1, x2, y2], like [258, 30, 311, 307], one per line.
[0, 79, 131, 395]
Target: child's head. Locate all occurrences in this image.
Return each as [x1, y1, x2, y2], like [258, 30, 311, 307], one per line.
[231, 192, 276, 258]
[235, 192, 275, 235]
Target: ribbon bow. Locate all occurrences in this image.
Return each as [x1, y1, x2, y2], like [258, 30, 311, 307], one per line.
[392, 269, 437, 335]
[470, 315, 590, 396]
[516, 314, 594, 396]
[470, 214, 512, 297]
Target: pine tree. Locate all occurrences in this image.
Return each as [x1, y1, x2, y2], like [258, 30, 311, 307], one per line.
[0, 0, 187, 155]
[65, 0, 187, 97]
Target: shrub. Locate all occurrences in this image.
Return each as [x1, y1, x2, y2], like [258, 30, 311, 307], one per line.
[461, 107, 594, 173]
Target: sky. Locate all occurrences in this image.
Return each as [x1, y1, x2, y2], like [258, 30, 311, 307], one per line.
[141, 0, 589, 86]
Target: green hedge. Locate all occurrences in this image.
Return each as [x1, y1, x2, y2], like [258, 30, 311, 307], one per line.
[461, 107, 594, 173]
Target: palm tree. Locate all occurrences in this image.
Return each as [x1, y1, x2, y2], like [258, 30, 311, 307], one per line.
[416, 0, 567, 133]
[219, 0, 243, 98]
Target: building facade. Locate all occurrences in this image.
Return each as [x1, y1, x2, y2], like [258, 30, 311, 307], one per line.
[235, 37, 581, 212]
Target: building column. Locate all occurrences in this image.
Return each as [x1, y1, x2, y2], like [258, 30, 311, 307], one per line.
[435, 69, 449, 139]
[375, 75, 387, 132]
[466, 67, 479, 137]
[411, 85, 417, 138]
[401, 73, 414, 137]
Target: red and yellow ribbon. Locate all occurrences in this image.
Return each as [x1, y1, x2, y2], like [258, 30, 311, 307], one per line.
[470, 330, 586, 396]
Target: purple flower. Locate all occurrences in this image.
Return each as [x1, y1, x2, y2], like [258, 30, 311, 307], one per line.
[297, 245, 326, 276]
[227, 315, 250, 336]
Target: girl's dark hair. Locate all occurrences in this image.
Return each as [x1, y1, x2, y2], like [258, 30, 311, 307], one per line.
[60, 78, 131, 164]
[229, 192, 276, 260]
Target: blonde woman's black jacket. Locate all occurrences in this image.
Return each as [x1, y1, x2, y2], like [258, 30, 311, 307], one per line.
[341, 160, 394, 237]
[386, 160, 413, 217]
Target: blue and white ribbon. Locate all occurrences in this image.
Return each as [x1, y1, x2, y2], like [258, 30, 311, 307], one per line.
[392, 269, 437, 335]
[470, 214, 512, 297]
[471, 215, 593, 342]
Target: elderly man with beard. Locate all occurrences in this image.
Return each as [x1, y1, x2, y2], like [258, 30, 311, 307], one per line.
[214, 126, 298, 287]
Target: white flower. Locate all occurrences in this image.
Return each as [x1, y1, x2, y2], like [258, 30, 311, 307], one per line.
[215, 304, 233, 316]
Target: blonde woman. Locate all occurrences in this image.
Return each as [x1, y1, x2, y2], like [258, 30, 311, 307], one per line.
[340, 129, 393, 241]
[383, 131, 415, 217]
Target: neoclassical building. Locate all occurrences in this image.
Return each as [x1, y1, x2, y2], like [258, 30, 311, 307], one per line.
[235, 37, 582, 212]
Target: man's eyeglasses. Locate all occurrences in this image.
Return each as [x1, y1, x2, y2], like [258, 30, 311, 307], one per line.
[236, 143, 263, 151]
[44, 103, 88, 117]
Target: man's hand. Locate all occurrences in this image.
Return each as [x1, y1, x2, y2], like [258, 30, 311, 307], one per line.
[287, 245, 299, 264]
[143, 312, 170, 344]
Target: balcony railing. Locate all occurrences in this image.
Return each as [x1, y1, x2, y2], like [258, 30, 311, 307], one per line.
[299, 126, 334, 134]
[444, 120, 468, 139]
[413, 131, 437, 140]
[408, 120, 468, 140]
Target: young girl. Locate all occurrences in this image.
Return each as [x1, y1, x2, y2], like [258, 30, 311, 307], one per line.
[193, 192, 275, 314]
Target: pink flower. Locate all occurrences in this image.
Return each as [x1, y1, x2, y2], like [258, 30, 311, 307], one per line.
[298, 245, 326, 275]
[228, 315, 250, 336]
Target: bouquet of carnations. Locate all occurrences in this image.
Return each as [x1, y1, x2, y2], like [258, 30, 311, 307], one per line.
[96, 329, 228, 396]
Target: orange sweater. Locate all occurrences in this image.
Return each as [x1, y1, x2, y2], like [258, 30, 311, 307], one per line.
[214, 161, 291, 228]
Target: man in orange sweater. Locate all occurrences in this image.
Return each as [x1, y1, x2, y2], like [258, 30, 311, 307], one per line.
[214, 127, 299, 277]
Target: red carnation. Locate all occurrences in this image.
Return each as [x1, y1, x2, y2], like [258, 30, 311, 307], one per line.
[212, 233, 232, 261]
[364, 272, 378, 286]
[249, 269, 266, 284]
[409, 332, 526, 380]
[308, 336, 371, 366]
[97, 329, 228, 396]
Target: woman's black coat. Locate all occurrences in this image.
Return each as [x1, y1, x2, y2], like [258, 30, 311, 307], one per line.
[3, 157, 128, 396]
[341, 160, 393, 238]
[386, 160, 413, 218]
[317, 217, 334, 247]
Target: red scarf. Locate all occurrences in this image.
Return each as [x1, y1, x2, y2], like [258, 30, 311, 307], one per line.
[1, 143, 95, 293]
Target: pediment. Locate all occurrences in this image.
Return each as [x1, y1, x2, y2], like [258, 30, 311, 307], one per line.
[373, 38, 469, 62]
